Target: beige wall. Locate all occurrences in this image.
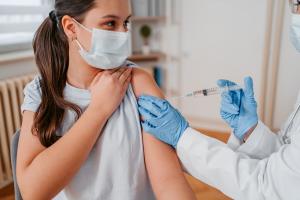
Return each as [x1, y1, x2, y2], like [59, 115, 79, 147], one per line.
[164, 0, 300, 132]
[1, 0, 300, 132]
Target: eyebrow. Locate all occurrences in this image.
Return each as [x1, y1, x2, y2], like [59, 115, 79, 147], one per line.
[102, 14, 132, 20]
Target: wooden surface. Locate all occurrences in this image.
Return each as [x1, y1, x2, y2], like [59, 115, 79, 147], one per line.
[0, 129, 232, 200]
[185, 128, 232, 200]
[0, 183, 14, 200]
[186, 174, 232, 200]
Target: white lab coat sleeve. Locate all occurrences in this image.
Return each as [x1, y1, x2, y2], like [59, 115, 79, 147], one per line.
[177, 127, 300, 200]
[227, 121, 282, 159]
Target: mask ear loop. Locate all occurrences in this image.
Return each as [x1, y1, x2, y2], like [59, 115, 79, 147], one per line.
[74, 39, 85, 51]
[72, 18, 92, 52]
[72, 18, 92, 33]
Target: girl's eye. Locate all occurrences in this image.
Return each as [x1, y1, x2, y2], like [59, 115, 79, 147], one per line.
[106, 21, 115, 27]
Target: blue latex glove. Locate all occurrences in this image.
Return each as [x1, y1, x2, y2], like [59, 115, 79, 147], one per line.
[137, 95, 189, 148]
[218, 77, 258, 140]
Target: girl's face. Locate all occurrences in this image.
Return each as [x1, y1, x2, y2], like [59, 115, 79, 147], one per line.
[64, 0, 132, 53]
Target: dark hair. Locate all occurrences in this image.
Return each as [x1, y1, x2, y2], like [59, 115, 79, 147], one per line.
[32, 0, 96, 147]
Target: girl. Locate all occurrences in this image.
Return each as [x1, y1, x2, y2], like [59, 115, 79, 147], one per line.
[16, 0, 196, 199]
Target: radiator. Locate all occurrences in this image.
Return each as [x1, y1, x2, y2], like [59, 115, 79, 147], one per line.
[0, 73, 36, 188]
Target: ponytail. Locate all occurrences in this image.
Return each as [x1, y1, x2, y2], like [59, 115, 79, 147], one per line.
[32, 11, 82, 147]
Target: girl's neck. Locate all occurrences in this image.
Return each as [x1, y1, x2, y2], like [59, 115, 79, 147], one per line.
[67, 59, 103, 90]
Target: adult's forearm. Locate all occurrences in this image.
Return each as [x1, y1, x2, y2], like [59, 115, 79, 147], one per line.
[19, 107, 108, 199]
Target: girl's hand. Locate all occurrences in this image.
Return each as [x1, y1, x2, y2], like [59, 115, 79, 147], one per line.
[89, 67, 132, 117]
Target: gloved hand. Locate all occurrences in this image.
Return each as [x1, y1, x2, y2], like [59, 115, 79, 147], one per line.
[218, 77, 258, 140]
[137, 95, 189, 148]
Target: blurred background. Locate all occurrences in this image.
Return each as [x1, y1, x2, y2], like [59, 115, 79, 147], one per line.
[1, 0, 300, 199]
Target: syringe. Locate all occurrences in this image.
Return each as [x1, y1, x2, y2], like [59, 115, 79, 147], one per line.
[170, 85, 242, 99]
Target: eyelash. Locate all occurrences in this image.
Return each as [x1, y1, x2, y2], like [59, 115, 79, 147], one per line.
[124, 20, 130, 27]
[104, 20, 130, 29]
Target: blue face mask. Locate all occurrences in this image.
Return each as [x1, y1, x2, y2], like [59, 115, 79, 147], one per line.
[290, 14, 300, 52]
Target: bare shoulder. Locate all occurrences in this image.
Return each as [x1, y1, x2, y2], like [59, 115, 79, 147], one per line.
[131, 67, 194, 198]
[131, 67, 164, 98]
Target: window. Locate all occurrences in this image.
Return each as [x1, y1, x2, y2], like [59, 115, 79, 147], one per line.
[0, 0, 52, 53]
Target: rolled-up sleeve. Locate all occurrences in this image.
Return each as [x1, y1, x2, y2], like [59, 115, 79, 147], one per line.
[227, 121, 282, 159]
[21, 76, 42, 113]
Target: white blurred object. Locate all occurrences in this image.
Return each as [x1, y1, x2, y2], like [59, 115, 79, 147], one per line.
[0, 33, 33, 53]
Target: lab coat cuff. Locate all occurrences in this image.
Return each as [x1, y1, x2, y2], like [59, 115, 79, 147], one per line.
[227, 133, 242, 150]
[227, 121, 267, 155]
[177, 127, 218, 155]
[177, 128, 197, 173]
[236, 121, 282, 159]
[238, 121, 265, 151]
[177, 127, 195, 151]
[177, 127, 215, 173]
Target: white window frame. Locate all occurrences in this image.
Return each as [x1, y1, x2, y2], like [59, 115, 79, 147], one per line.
[0, 2, 52, 54]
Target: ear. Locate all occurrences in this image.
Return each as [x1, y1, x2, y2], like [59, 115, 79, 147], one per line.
[61, 15, 77, 41]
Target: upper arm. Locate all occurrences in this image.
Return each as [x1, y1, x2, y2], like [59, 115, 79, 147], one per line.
[17, 111, 46, 187]
[131, 68, 194, 198]
[17, 77, 46, 186]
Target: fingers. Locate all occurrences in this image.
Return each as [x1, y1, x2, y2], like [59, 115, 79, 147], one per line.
[119, 68, 132, 84]
[217, 79, 237, 87]
[112, 67, 127, 79]
[220, 93, 240, 114]
[221, 92, 233, 103]
[108, 67, 121, 74]
[138, 99, 162, 117]
[141, 120, 156, 133]
[244, 76, 254, 98]
[221, 101, 239, 114]
[137, 97, 164, 117]
[138, 106, 157, 119]
[230, 89, 242, 106]
[122, 71, 132, 91]
[220, 110, 236, 124]
[90, 72, 104, 89]
[138, 95, 168, 111]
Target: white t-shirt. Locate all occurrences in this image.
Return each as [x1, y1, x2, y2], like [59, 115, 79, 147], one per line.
[21, 64, 155, 200]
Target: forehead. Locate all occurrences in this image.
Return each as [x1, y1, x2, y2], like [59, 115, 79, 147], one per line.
[290, 0, 300, 14]
[91, 0, 131, 16]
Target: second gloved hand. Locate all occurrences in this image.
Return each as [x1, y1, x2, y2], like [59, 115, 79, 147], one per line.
[218, 77, 258, 140]
[137, 95, 189, 148]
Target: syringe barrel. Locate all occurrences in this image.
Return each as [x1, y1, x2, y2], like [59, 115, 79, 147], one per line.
[205, 85, 242, 96]
[220, 85, 242, 92]
[169, 84, 242, 99]
[202, 88, 219, 96]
